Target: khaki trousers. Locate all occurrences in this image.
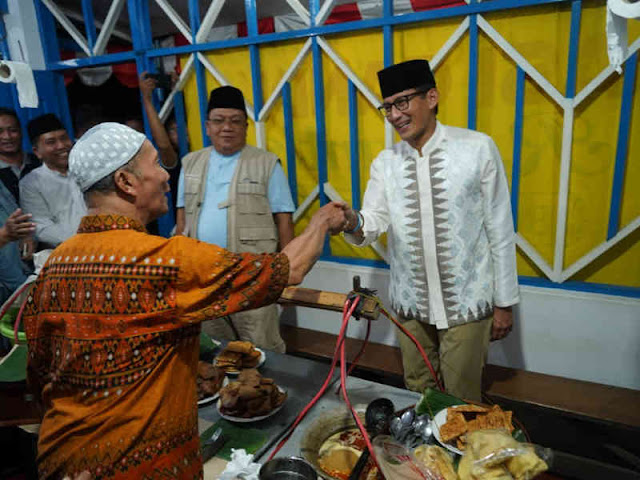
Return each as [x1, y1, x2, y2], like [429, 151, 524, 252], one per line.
[201, 304, 286, 353]
[396, 315, 492, 402]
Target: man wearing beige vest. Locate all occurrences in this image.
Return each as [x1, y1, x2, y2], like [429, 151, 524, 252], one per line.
[176, 86, 295, 352]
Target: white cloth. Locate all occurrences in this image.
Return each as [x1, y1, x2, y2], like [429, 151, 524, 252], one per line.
[69, 122, 146, 192]
[606, 0, 640, 73]
[219, 449, 260, 480]
[19, 165, 87, 248]
[345, 122, 519, 329]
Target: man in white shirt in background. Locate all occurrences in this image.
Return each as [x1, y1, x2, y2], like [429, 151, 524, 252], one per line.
[20, 114, 87, 250]
[343, 59, 519, 401]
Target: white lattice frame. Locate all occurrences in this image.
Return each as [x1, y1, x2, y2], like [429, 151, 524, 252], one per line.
[43, 0, 639, 283]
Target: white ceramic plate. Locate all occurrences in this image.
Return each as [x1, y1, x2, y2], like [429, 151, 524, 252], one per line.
[432, 408, 463, 456]
[216, 386, 286, 423]
[197, 377, 229, 407]
[214, 347, 266, 376]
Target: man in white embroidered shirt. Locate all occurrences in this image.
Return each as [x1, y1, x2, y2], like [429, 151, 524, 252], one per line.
[343, 59, 519, 401]
[19, 114, 87, 250]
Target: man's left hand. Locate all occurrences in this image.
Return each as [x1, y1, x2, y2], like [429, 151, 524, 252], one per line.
[491, 306, 513, 341]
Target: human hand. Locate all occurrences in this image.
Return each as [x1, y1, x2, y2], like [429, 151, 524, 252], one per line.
[491, 306, 513, 341]
[311, 201, 348, 235]
[2, 209, 35, 242]
[343, 208, 360, 232]
[139, 71, 157, 99]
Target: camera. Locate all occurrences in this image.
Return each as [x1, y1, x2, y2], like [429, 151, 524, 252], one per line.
[145, 72, 172, 91]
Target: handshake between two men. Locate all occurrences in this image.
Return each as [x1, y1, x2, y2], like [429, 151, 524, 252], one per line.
[280, 201, 357, 285]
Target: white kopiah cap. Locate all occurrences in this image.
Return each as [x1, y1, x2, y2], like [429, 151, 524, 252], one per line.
[69, 122, 147, 192]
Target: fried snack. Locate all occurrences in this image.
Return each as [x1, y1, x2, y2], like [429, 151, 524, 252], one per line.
[440, 411, 468, 443]
[196, 361, 224, 400]
[505, 446, 548, 480]
[413, 445, 458, 480]
[225, 341, 255, 355]
[439, 404, 514, 451]
[215, 342, 262, 372]
[486, 407, 514, 432]
[218, 369, 286, 418]
[458, 430, 548, 480]
[458, 452, 513, 480]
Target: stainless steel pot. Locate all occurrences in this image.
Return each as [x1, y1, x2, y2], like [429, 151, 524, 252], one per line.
[259, 456, 318, 480]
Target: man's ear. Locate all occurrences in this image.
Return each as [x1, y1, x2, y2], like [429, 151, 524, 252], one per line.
[426, 88, 439, 110]
[32, 143, 42, 160]
[114, 169, 137, 196]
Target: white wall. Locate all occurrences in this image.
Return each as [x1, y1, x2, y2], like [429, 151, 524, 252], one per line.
[282, 261, 640, 391]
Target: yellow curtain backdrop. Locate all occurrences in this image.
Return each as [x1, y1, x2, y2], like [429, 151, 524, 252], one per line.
[182, 2, 640, 288]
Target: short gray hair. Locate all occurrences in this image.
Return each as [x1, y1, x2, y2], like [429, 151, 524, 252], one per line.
[83, 155, 141, 203]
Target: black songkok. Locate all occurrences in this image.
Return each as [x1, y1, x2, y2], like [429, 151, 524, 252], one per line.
[377, 59, 436, 99]
[27, 113, 65, 143]
[207, 86, 246, 114]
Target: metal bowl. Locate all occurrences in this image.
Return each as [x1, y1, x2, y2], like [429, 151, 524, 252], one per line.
[259, 456, 318, 480]
[299, 406, 366, 480]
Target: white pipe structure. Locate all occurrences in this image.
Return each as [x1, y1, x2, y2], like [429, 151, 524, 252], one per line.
[255, 122, 266, 149]
[158, 55, 195, 122]
[477, 16, 567, 109]
[195, 0, 227, 44]
[515, 234, 555, 281]
[153, 0, 192, 42]
[317, 37, 382, 109]
[60, 7, 131, 44]
[286, 0, 311, 26]
[574, 36, 640, 107]
[552, 107, 575, 279]
[258, 39, 312, 122]
[156, 0, 227, 123]
[41, 0, 91, 56]
[196, 52, 257, 122]
[293, 185, 320, 223]
[430, 17, 470, 69]
[315, 0, 338, 26]
[92, 0, 127, 56]
[560, 216, 640, 282]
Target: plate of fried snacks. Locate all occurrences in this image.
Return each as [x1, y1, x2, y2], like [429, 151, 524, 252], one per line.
[457, 430, 550, 480]
[197, 361, 228, 406]
[217, 369, 287, 422]
[433, 404, 515, 455]
[214, 341, 265, 375]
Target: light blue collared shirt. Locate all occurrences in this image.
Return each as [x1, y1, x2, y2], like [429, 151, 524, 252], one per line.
[177, 148, 295, 247]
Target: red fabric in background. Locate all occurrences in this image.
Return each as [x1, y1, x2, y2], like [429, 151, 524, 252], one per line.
[325, 3, 362, 24]
[410, 0, 466, 11]
[237, 17, 275, 37]
[61, 45, 138, 88]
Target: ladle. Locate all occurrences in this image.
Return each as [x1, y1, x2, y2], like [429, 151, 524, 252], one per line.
[347, 398, 395, 480]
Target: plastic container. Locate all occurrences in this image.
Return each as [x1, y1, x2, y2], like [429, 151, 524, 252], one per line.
[0, 306, 25, 345]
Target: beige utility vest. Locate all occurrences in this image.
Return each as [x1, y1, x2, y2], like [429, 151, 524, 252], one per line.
[181, 145, 279, 253]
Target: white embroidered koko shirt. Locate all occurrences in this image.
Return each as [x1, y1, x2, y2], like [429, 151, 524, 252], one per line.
[345, 122, 519, 329]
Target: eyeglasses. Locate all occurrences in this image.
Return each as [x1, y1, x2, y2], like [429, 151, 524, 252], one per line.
[377, 90, 427, 116]
[207, 117, 246, 127]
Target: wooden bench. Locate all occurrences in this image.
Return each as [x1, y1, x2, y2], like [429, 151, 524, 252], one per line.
[281, 324, 640, 429]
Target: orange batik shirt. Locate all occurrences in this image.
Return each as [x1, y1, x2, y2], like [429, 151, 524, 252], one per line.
[23, 215, 289, 479]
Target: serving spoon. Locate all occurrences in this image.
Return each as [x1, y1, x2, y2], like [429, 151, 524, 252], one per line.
[347, 398, 395, 480]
